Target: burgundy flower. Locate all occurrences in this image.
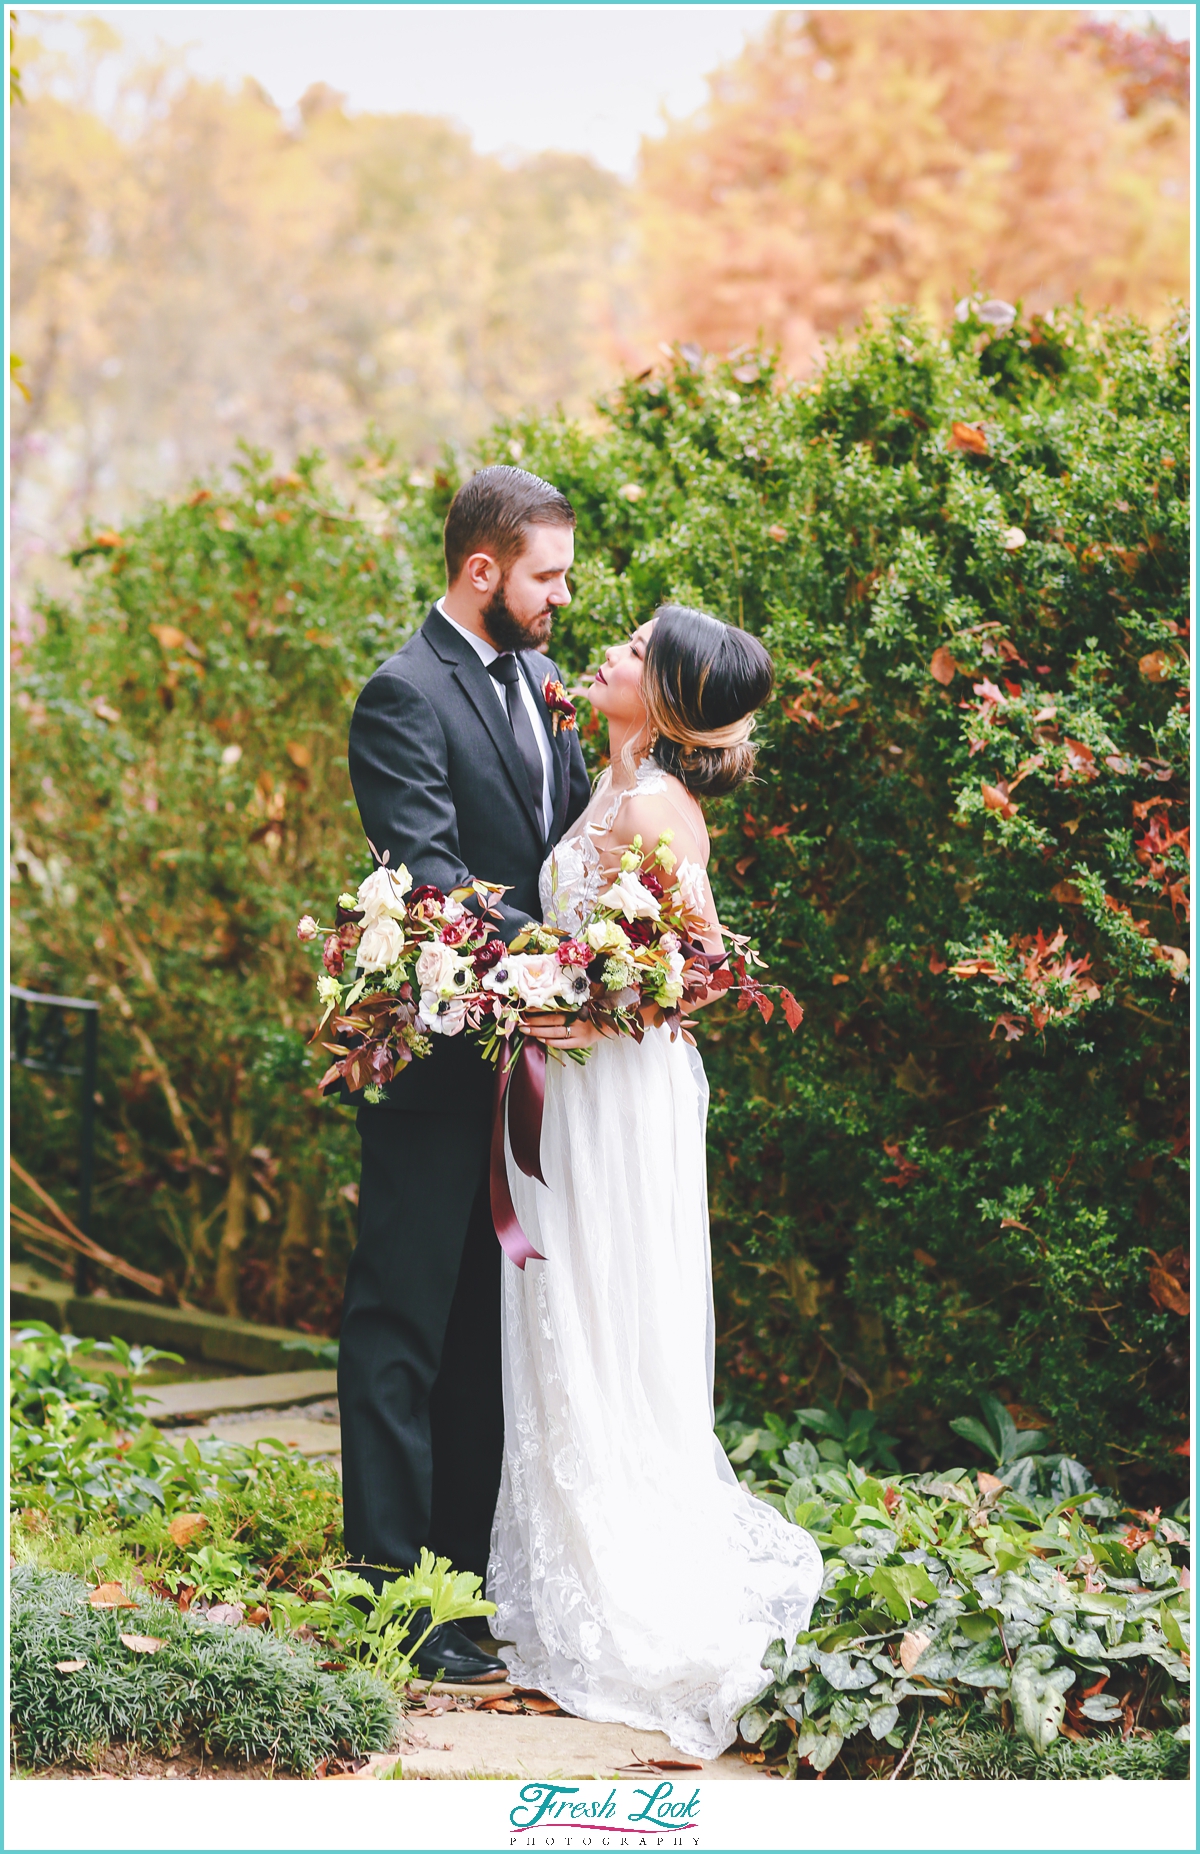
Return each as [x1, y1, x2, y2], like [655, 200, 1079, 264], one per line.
[542, 677, 577, 735]
[624, 918, 655, 947]
[640, 872, 664, 900]
[440, 920, 472, 947]
[473, 937, 508, 977]
[407, 883, 445, 910]
[556, 939, 591, 968]
[322, 934, 345, 976]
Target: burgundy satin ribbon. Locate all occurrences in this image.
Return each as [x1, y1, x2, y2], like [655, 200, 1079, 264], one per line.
[489, 1038, 548, 1268]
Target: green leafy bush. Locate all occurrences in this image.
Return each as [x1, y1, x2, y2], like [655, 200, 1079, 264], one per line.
[10, 1567, 396, 1773]
[12, 305, 1189, 1487]
[385, 304, 1189, 1490]
[11, 1325, 344, 1593]
[265, 1551, 494, 1688]
[11, 449, 405, 1319]
[732, 1439, 1189, 1775]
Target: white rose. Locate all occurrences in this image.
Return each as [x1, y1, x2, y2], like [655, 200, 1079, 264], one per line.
[416, 942, 454, 993]
[585, 917, 631, 955]
[418, 992, 468, 1036]
[598, 871, 662, 923]
[675, 859, 709, 919]
[357, 864, 412, 923]
[440, 896, 467, 924]
[357, 915, 405, 973]
[514, 954, 563, 1010]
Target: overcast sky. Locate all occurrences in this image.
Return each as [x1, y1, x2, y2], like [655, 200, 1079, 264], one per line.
[24, 5, 1194, 177]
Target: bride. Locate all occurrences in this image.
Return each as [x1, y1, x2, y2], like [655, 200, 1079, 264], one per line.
[488, 603, 822, 1761]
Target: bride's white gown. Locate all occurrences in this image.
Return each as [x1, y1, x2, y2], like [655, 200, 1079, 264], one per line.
[488, 762, 822, 1760]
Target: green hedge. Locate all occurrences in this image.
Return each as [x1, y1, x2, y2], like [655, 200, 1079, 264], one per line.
[386, 303, 1190, 1490]
[12, 305, 1189, 1486]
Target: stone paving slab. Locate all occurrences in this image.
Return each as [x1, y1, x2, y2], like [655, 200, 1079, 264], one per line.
[182, 1415, 341, 1456]
[143, 1370, 338, 1421]
[378, 1712, 768, 1781]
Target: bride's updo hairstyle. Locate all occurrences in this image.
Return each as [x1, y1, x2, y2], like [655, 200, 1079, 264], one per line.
[643, 604, 774, 797]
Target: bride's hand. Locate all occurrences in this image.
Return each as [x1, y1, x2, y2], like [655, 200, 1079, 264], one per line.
[522, 1012, 610, 1050]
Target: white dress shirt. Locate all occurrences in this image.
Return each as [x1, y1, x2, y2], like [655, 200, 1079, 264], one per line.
[436, 601, 554, 838]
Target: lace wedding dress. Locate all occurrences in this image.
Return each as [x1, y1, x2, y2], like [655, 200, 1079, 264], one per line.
[488, 761, 822, 1760]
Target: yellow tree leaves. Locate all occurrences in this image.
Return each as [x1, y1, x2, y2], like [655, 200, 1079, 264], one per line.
[10, 28, 632, 563]
[637, 11, 1189, 368]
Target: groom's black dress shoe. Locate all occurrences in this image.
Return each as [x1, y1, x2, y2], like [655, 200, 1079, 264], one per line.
[411, 1617, 507, 1683]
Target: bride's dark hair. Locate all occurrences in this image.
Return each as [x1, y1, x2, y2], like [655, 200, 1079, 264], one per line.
[642, 605, 774, 797]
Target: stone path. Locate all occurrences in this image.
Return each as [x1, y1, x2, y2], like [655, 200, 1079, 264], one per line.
[142, 1368, 338, 1422]
[147, 1372, 765, 1780]
[151, 1371, 343, 1458]
[373, 1708, 766, 1781]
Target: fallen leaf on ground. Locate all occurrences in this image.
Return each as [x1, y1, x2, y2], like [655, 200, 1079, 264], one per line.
[511, 1688, 565, 1715]
[120, 1633, 166, 1654]
[89, 1583, 136, 1610]
[474, 1697, 521, 1713]
[204, 1603, 245, 1627]
[899, 1630, 932, 1673]
[54, 1659, 88, 1673]
[617, 1751, 704, 1774]
[168, 1512, 208, 1548]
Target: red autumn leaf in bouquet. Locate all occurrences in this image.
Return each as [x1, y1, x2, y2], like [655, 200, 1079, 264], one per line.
[779, 988, 805, 1031]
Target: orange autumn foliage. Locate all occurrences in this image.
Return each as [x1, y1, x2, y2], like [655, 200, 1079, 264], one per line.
[637, 10, 1189, 369]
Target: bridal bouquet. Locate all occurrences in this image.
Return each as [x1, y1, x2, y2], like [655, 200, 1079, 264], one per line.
[296, 832, 802, 1105]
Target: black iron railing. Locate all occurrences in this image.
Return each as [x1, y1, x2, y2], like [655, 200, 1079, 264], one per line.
[11, 986, 100, 1295]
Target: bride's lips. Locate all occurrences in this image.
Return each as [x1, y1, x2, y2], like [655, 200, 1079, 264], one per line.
[594, 667, 607, 686]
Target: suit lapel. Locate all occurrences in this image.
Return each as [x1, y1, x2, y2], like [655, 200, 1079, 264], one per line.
[421, 610, 544, 839]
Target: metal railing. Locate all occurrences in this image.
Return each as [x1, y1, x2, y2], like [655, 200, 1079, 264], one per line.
[10, 986, 100, 1295]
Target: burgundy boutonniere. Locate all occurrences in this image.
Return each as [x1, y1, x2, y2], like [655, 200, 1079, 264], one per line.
[542, 677, 577, 736]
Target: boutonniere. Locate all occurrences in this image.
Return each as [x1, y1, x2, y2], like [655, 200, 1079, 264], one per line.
[542, 677, 577, 736]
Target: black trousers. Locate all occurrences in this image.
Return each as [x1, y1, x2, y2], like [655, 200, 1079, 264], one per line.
[337, 1102, 503, 1590]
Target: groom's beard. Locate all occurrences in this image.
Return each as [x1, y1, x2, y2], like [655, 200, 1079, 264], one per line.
[481, 577, 554, 654]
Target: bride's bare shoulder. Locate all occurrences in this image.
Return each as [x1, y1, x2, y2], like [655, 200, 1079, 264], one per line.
[616, 770, 709, 862]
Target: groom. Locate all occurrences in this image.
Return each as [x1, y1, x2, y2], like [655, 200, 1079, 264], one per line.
[339, 466, 590, 1680]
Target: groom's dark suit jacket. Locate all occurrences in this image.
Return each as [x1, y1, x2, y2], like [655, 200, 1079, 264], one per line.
[347, 605, 591, 1113]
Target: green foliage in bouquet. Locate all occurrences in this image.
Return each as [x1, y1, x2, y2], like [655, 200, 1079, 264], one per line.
[11, 306, 1189, 1492]
[381, 302, 1190, 1492]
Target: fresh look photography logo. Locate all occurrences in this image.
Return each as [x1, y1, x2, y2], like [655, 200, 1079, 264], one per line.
[508, 1780, 702, 1848]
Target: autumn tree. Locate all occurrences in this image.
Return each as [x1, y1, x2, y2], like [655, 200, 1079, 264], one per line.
[637, 10, 1190, 369]
[9, 22, 633, 581]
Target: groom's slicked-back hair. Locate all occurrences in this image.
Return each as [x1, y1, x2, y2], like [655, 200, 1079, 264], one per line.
[444, 466, 576, 584]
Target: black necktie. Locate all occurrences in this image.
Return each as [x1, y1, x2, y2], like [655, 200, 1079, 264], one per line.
[488, 654, 546, 825]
